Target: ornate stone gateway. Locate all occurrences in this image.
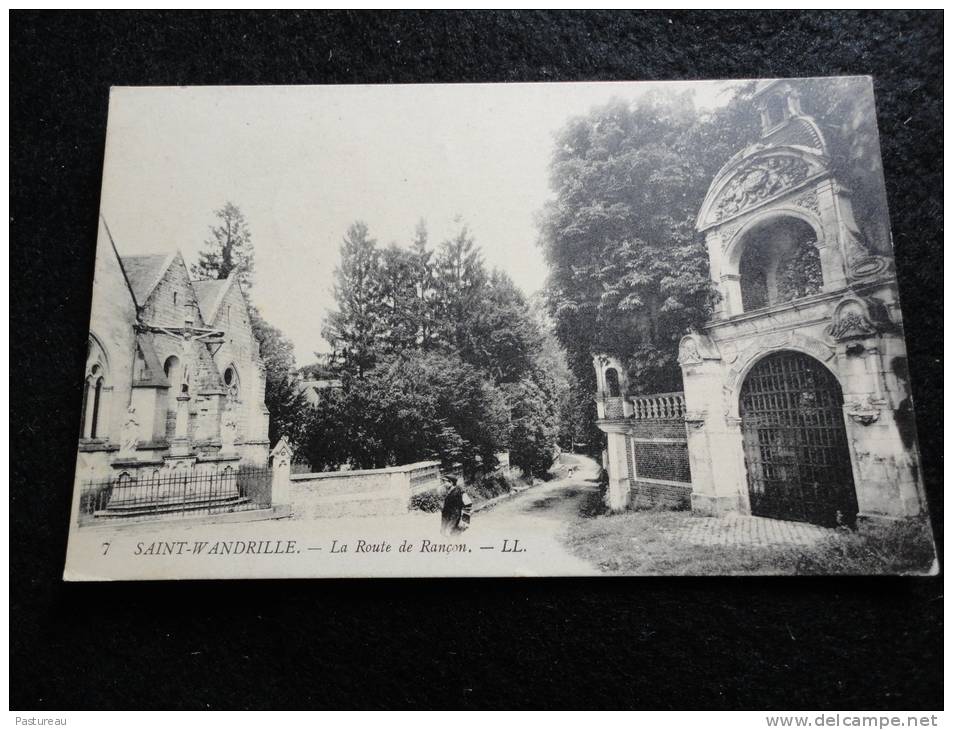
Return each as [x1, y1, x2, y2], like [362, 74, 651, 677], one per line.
[739, 351, 858, 527]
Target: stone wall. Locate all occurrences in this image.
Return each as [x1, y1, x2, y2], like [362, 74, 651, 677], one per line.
[289, 461, 442, 519]
[631, 437, 691, 483]
[630, 481, 693, 510]
[622, 393, 693, 510]
[206, 277, 269, 449]
[138, 253, 199, 329]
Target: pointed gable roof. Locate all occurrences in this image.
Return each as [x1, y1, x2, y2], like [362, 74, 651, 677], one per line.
[121, 252, 178, 304]
[192, 275, 234, 324]
[99, 216, 139, 309]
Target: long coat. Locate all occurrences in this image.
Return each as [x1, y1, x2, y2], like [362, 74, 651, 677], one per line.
[441, 485, 464, 534]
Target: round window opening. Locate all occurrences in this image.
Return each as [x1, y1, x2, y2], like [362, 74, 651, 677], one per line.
[224, 368, 234, 386]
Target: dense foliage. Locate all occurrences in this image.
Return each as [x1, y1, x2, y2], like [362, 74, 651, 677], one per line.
[248, 305, 309, 446]
[305, 221, 569, 478]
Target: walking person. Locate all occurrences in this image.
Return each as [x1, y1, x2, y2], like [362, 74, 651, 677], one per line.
[440, 476, 469, 535]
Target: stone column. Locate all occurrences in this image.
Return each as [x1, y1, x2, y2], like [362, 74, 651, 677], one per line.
[170, 393, 192, 457]
[721, 273, 743, 317]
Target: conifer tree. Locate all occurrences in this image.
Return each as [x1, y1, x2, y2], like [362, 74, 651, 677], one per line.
[322, 221, 383, 377]
[191, 202, 255, 288]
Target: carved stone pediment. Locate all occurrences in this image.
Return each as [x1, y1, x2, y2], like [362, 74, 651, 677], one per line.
[827, 294, 890, 342]
[677, 332, 720, 366]
[698, 148, 827, 229]
[716, 156, 809, 220]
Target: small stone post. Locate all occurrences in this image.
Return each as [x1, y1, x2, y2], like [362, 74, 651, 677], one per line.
[270, 436, 293, 508]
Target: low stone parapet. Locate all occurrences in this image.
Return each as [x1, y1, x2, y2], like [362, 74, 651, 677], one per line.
[289, 460, 442, 519]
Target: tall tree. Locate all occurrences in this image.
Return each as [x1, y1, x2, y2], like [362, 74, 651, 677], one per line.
[378, 244, 419, 354]
[409, 219, 439, 350]
[539, 93, 736, 396]
[306, 217, 571, 479]
[460, 270, 544, 384]
[300, 350, 508, 478]
[191, 202, 255, 288]
[433, 224, 487, 352]
[322, 221, 383, 377]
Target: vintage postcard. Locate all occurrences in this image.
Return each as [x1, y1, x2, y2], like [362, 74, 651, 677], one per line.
[64, 78, 936, 580]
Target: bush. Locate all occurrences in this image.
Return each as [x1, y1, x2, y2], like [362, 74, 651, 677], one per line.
[467, 469, 523, 503]
[409, 489, 444, 513]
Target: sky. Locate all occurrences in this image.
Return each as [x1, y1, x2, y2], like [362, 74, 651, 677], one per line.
[100, 80, 736, 364]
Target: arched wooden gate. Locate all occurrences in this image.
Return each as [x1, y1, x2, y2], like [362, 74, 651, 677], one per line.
[740, 351, 858, 527]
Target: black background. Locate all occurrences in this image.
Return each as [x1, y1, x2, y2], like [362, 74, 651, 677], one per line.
[10, 11, 943, 710]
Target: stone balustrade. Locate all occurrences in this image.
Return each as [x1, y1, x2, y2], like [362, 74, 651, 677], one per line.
[630, 391, 686, 420]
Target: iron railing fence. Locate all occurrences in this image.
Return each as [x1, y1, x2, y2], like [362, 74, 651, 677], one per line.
[78, 465, 272, 526]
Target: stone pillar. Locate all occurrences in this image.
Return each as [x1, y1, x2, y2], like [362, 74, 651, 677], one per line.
[604, 431, 630, 513]
[680, 341, 746, 517]
[270, 436, 293, 508]
[721, 273, 743, 317]
[816, 239, 847, 292]
[706, 231, 727, 319]
[170, 393, 192, 457]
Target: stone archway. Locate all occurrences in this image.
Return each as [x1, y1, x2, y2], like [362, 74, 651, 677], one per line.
[739, 350, 858, 527]
[725, 212, 826, 315]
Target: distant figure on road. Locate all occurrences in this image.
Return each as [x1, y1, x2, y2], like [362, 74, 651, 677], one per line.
[440, 476, 470, 534]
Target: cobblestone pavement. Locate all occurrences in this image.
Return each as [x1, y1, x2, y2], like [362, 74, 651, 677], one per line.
[655, 512, 835, 547]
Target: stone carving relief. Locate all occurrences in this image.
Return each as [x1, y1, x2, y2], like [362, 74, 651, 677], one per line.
[794, 189, 820, 215]
[826, 294, 889, 342]
[844, 396, 882, 426]
[118, 406, 140, 459]
[714, 155, 811, 222]
[678, 339, 702, 365]
[270, 436, 293, 469]
[677, 332, 721, 366]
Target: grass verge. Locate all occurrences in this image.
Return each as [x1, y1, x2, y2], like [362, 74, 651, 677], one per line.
[564, 490, 937, 576]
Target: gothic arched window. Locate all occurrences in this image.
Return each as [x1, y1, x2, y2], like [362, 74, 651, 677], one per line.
[164, 355, 184, 393]
[81, 336, 109, 439]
